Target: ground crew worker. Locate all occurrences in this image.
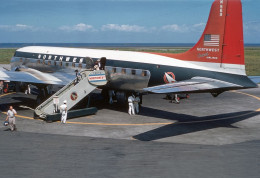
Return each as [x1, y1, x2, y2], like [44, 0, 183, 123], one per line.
[170, 94, 180, 104]
[0, 81, 3, 94]
[128, 94, 135, 115]
[60, 100, 68, 123]
[108, 90, 115, 104]
[25, 84, 31, 95]
[134, 95, 140, 114]
[175, 94, 180, 104]
[5, 106, 17, 131]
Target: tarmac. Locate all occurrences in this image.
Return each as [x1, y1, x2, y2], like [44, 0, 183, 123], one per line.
[0, 86, 260, 178]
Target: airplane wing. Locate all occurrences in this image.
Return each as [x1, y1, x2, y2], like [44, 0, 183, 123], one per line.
[249, 76, 260, 84]
[0, 68, 74, 85]
[143, 77, 242, 94]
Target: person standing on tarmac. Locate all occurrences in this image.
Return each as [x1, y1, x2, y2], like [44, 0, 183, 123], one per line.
[174, 94, 180, 104]
[128, 94, 135, 115]
[25, 84, 31, 95]
[5, 106, 17, 131]
[0, 81, 3, 94]
[60, 100, 68, 124]
[108, 90, 115, 104]
[134, 95, 140, 114]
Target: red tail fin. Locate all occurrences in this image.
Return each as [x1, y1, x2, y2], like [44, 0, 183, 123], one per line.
[152, 0, 244, 66]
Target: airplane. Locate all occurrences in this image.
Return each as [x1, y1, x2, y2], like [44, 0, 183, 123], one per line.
[0, 0, 258, 107]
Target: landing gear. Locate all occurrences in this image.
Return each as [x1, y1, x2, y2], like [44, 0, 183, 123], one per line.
[170, 94, 180, 104]
[36, 85, 53, 105]
[211, 92, 223, 98]
[167, 93, 189, 104]
[102, 89, 143, 106]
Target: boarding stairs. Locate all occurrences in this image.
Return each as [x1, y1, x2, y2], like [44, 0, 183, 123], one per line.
[34, 70, 107, 119]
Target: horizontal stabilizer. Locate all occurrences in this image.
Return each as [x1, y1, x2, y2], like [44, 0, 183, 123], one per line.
[143, 77, 242, 94]
[249, 76, 260, 84]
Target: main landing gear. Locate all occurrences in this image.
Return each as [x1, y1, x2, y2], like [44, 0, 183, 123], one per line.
[166, 93, 189, 104]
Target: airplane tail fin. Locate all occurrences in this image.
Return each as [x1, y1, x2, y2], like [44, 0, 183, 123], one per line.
[152, 0, 246, 75]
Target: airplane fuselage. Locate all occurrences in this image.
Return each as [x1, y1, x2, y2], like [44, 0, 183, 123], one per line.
[11, 46, 256, 93]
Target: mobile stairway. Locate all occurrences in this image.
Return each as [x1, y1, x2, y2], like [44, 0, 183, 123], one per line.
[34, 70, 107, 122]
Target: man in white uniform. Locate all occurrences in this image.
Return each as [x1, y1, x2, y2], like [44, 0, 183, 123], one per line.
[25, 84, 31, 95]
[5, 106, 17, 131]
[60, 100, 68, 123]
[128, 95, 135, 115]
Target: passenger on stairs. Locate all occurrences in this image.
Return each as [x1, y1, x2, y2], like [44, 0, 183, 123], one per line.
[75, 70, 82, 83]
[94, 61, 100, 71]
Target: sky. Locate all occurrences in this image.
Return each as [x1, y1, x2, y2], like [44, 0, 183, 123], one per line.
[0, 0, 259, 43]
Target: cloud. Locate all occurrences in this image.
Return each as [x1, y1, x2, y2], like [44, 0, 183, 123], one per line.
[59, 23, 94, 32]
[192, 23, 206, 32]
[0, 24, 36, 31]
[101, 24, 147, 32]
[244, 21, 260, 33]
[161, 23, 206, 33]
[161, 24, 188, 32]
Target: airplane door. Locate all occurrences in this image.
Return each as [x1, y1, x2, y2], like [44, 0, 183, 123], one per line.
[99, 57, 106, 70]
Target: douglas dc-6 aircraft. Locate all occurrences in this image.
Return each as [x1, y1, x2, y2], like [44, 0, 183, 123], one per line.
[0, 0, 258, 109]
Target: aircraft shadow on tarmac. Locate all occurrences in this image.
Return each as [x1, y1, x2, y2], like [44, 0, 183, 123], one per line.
[1, 93, 259, 141]
[0, 96, 37, 112]
[90, 96, 260, 141]
[133, 110, 259, 141]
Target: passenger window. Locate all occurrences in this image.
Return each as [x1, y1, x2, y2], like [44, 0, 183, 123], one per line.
[54, 61, 56, 66]
[66, 63, 69, 67]
[78, 63, 82, 68]
[142, 71, 147, 76]
[72, 63, 75, 67]
[112, 68, 116, 73]
[60, 62, 62, 67]
[131, 69, 136, 75]
[122, 69, 126, 74]
[48, 61, 51, 65]
[20, 58, 23, 62]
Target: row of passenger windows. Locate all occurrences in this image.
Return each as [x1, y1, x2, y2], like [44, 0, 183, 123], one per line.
[110, 67, 148, 77]
[19, 58, 87, 68]
[37, 60, 84, 68]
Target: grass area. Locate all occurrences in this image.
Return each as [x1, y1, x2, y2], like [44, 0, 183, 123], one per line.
[0, 47, 259, 75]
[0, 48, 16, 64]
[244, 47, 260, 76]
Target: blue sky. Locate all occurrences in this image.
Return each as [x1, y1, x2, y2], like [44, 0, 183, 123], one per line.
[0, 0, 259, 43]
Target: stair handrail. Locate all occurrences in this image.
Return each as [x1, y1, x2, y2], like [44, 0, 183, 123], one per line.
[35, 70, 89, 112]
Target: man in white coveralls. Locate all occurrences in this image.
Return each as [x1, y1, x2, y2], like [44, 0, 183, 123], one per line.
[60, 100, 68, 123]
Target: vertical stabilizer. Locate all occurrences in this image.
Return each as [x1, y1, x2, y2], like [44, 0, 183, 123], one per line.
[151, 0, 245, 74]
